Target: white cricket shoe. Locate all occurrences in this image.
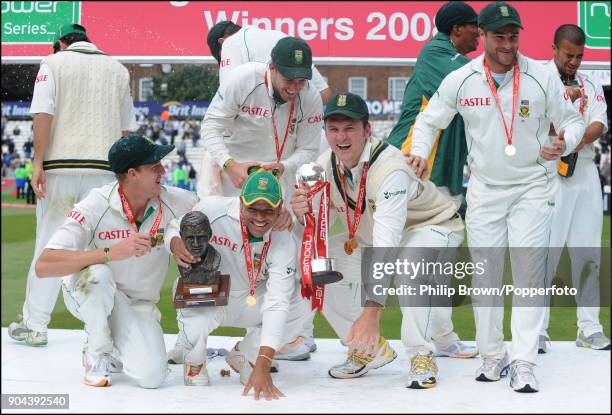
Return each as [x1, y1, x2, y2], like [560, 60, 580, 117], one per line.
[274, 336, 311, 361]
[475, 354, 509, 382]
[225, 342, 253, 386]
[167, 332, 188, 364]
[509, 360, 539, 393]
[405, 352, 438, 389]
[328, 337, 397, 379]
[303, 336, 317, 352]
[434, 340, 478, 358]
[83, 352, 112, 387]
[8, 316, 48, 347]
[184, 363, 210, 386]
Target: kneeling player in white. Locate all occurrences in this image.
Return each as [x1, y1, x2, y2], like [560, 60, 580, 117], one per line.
[35, 135, 197, 388]
[166, 169, 308, 400]
[291, 93, 465, 388]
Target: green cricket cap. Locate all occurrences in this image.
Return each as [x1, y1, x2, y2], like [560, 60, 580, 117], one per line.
[53, 23, 87, 46]
[108, 135, 174, 174]
[240, 168, 283, 208]
[478, 2, 523, 31]
[271, 37, 312, 80]
[324, 92, 369, 121]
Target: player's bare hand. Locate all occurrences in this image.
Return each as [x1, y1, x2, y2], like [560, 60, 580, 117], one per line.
[290, 184, 311, 226]
[242, 364, 284, 401]
[111, 232, 152, 260]
[31, 163, 46, 199]
[272, 206, 293, 232]
[540, 129, 567, 161]
[225, 160, 261, 189]
[346, 306, 382, 357]
[403, 153, 429, 179]
[260, 162, 285, 178]
[170, 236, 200, 268]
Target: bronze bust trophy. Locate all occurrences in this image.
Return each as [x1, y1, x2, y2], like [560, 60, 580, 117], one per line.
[173, 211, 230, 308]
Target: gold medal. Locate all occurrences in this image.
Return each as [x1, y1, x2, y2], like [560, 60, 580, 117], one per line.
[246, 294, 257, 307]
[344, 238, 358, 256]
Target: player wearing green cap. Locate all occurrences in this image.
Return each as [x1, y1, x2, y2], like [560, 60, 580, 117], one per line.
[9, 22, 137, 349]
[407, 2, 585, 393]
[291, 93, 465, 389]
[167, 168, 309, 399]
[34, 135, 197, 388]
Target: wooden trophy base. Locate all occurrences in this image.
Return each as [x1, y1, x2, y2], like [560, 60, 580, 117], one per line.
[173, 274, 230, 308]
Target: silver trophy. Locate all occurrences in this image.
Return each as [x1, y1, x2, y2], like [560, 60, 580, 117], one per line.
[296, 163, 343, 285]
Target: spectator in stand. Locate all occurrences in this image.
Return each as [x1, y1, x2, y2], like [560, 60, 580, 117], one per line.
[23, 137, 34, 159]
[172, 163, 187, 189]
[15, 162, 26, 199]
[7, 137, 15, 155]
[188, 163, 197, 191]
[13, 124, 21, 139]
[25, 159, 36, 205]
[600, 153, 611, 187]
[171, 119, 180, 145]
[191, 129, 200, 147]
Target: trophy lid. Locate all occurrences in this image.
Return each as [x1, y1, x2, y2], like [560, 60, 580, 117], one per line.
[296, 163, 326, 186]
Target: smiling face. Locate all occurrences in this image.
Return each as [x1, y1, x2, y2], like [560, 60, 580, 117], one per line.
[269, 64, 307, 102]
[482, 26, 520, 72]
[131, 161, 165, 199]
[325, 115, 371, 169]
[240, 200, 281, 238]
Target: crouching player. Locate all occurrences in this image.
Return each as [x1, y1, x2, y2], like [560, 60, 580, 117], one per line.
[166, 169, 308, 400]
[35, 135, 198, 388]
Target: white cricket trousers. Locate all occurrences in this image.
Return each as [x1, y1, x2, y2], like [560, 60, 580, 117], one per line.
[543, 159, 604, 337]
[466, 175, 557, 365]
[300, 227, 463, 349]
[62, 264, 168, 389]
[22, 173, 114, 332]
[178, 283, 311, 366]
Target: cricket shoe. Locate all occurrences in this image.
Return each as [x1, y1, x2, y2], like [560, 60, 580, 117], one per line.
[83, 349, 123, 374]
[274, 336, 311, 361]
[184, 363, 210, 386]
[509, 360, 539, 393]
[475, 354, 509, 382]
[328, 337, 397, 379]
[83, 352, 112, 387]
[576, 331, 611, 350]
[538, 334, 550, 354]
[405, 352, 438, 389]
[225, 342, 255, 386]
[303, 336, 317, 353]
[434, 340, 478, 358]
[8, 316, 48, 347]
[167, 332, 188, 364]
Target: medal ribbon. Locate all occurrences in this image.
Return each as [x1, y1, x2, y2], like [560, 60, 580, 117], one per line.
[240, 214, 272, 298]
[118, 185, 163, 238]
[577, 75, 586, 116]
[338, 162, 369, 243]
[483, 59, 520, 149]
[299, 181, 329, 311]
[264, 71, 296, 162]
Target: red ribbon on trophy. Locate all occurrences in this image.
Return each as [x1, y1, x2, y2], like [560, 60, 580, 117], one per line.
[300, 181, 330, 311]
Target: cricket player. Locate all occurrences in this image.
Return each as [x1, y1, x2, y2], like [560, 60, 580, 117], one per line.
[166, 169, 308, 400]
[35, 135, 197, 388]
[407, 2, 585, 392]
[8, 22, 137, 347]
[167, 37, 322, 364]
[207, 20, 331, 102]
[540, 24, 610, 352]
[387, 0, 481, 359]
[291, 92, 465, 389]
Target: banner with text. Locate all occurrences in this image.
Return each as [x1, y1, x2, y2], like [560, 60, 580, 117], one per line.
[2, 1, 610, 64]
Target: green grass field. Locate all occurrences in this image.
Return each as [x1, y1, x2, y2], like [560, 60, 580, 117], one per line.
[1, 194, 610, 340]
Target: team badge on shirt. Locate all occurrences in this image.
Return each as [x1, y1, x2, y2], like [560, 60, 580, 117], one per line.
[519, 99, 530, 118]
[368, 198, 376, 213]
[150, 228, 164, 247]
[289, 118, 297, 135]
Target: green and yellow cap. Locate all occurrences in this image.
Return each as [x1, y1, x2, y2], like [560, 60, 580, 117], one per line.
[240, 168, 283, 208]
